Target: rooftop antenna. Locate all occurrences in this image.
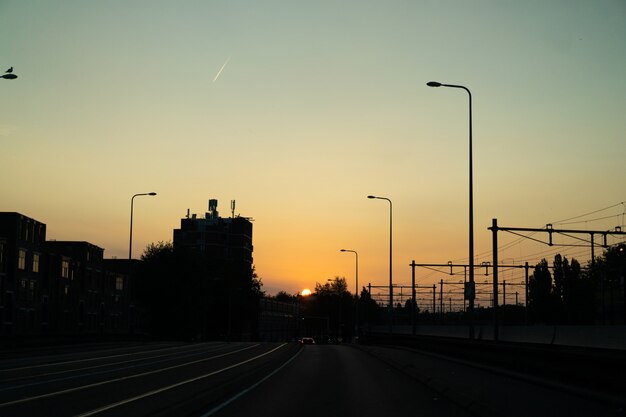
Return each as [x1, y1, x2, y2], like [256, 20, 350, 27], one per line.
[208, 199, 218, 219]
[231, 200, 236, 218]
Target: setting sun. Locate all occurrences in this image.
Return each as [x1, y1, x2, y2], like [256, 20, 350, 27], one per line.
[301, 289, 312, 296]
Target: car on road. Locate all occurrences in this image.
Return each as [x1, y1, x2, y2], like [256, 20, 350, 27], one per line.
[298, 337, 315, 344]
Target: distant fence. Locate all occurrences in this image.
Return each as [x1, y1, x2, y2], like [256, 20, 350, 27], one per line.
[371, 324, 626, 351]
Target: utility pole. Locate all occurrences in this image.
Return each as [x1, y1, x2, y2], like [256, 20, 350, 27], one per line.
[525, 262, 529, 324]
[368, 282, 372, 334]
[440, 279, 444, 321]
[411, 260, 417, 335]
[432, 285, 436, 317]
[463, 266, 467, 313]
[492, 218, 499, 341]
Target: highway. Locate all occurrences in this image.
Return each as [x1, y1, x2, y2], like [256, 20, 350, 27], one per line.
[0, 341, 623, 416]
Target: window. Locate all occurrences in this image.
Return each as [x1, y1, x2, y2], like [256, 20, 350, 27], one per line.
[115, 276, 124, 291]
[61, 260, 70, 278]
[18, 249, 26, 270]
[33, 253, 40, 273]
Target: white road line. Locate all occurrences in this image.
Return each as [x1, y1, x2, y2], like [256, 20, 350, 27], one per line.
[0, 343, 236, 392]
[200, 346, 302, 417]
[0, 344, 260, 408]
[74, 344, 287, 417]
[0, 345, 229, 384]
[0, 342, 216, 373]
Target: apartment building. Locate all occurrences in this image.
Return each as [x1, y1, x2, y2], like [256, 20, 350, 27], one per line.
[0, 212, 131, 338]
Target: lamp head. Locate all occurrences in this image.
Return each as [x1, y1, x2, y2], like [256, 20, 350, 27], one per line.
[149, 192, 157, 196]
[367, 195, 376, 199]
[340, 249, 346, 252]
[427, 81, 442, 87]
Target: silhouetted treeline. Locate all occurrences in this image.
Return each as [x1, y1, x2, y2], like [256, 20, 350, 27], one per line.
[271, 277, 382, 342]
[135, 241, 263, 341]
[528, 245, 625, 324]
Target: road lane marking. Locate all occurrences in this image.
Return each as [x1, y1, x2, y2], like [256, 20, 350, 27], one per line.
[74, 344, 288, 417]
[199, 346, 302, 417]
[0, 343, 239, 393]
[0, 344, 260, 408]
[0, 342, 221, 372]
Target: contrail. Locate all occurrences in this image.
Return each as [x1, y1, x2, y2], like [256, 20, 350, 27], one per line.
[213, 56, 231, 82]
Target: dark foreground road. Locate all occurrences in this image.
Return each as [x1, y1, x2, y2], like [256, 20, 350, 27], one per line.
[208, 343, 470, 417]
[0, 341, 469, 417]
[0, 342, 298, 416]
[2, 341, 622, 416]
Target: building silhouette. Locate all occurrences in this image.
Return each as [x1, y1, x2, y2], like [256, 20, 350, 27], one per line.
[173, 199, 255, 339]
[0, 212, 131, 341]
[173, 199, 253, 284]
[0, 213, 46, 336]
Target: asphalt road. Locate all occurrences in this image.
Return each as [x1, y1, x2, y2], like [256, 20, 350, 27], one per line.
[209, 343, 471, 417]
[4, 340, 619, 417]
[0, 341, 470, 417]
[0, 341, 298, 416]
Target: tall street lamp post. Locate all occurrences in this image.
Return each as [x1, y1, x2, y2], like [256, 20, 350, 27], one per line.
[367, 195, 393, 334]
[427, 80, 475, 339]
[340, 249, 359, 339]
[129, 192, 157, 260]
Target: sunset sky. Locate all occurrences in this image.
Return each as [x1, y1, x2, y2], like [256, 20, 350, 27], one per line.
[2, 1, 625, 299]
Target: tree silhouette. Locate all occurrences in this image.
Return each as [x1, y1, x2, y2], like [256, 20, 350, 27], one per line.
[137, 241, 209, 339]
[315, 276, 349, 296]
[358, 286, 382, 330]
[584, 244, 626, 324]
[309, 277, 352, 341]
[274, 290, 297, 302]
[528, 259, 553, 323]
[136, 241, 263, 340]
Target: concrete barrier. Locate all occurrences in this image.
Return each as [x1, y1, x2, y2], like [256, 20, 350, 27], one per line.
[371, 324, 626, 350]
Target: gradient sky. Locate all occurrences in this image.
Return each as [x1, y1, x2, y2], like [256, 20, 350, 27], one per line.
[2, 1, 625, 299]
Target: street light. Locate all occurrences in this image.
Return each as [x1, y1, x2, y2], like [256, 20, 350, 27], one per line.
[340, 249, 359, 339]
[367, 195, 393, 334]
[427, 80, 475, 339]
[129, 192, 157, 260]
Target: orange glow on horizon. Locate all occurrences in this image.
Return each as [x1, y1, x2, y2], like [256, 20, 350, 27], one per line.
[301, 289, 312, 296]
